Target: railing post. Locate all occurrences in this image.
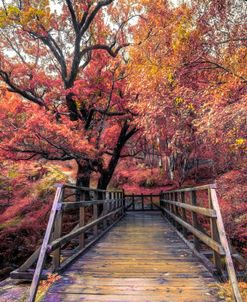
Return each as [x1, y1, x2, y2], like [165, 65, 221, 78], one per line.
[191, 190, 200, 251]
[121, 191, 124, 215]
[150, 193, 153, 210]
[174, 192, 180, 229]
[93, 191, 98, 236]
[210, 188, 242, 302]
[112, 191, 116, 222]
[78, 190, 85, 249]
[103, 191, 107, 229]
[52, 204, 62, 272]
[115, 192, 118, 209]
[132, 193, 135, 211]
[113, 191, 116, 210]
[160, 191, 164, 215]
[208, 188, 222, 274]
[29, 185, 64, 302]
[108, 191, 112, 223]
[122, 189, 126, 212]
[180, 191, 188, 237]
[118, 192, 120, 209]
[141, 193, 144, 210]
[171, 192, 176, 227]
[105, 191, 110, 225]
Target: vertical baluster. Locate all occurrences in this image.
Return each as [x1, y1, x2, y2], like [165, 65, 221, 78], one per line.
[52, 190, 63, 272]
[79, 190, 85, 249]
[191, 190, 200, 250]
[112, 191, 116, 222]
[132, 193, 135, 211]
[141, 193, 144, 210]
[123, 189, 126, 211]
[159, 191, 162, 207]
[93, 191, 98, 236]
[109, 191, 112, 223]
[118, 192, 120, 207]
[150, 193, 153, 210]
[181, 191, 188, 237]
[208, 189, 222, 274]
[170, 192, 175, 226]
[103, 191, 107, 229]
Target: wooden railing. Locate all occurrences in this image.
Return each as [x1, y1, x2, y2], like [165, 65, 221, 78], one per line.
[25, 184, 124, 302]
[156, 184, 242, 302]
[124, 193, 160, 211]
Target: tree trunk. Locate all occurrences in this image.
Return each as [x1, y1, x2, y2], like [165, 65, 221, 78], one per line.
[76, 162, 91, 187]
[97, 122, 138, 190]
[76, 161, 92, 201]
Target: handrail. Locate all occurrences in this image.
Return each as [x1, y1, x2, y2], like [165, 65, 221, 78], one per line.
[165, 183, 217, 193]
[159, 184, 242, 302]
[28, 184, 125, 302]
[56, 183, 123, 193]
[161, 199, 217, 217]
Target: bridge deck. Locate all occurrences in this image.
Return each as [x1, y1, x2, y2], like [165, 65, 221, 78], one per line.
[42, 212, 222, 302]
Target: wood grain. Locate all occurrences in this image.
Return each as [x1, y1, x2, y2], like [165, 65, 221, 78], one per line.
[42, 212, 222, 302]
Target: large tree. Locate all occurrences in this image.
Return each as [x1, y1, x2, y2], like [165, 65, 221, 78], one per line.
[0, 0, 140, 188]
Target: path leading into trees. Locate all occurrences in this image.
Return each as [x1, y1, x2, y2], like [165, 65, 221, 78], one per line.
[42, 212, 221, 302]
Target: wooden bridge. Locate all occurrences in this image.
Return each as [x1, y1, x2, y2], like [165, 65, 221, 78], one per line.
[11, 184, 243, 301]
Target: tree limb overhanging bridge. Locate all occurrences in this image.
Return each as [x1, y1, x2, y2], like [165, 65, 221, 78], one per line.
[11, 184, 243, 302]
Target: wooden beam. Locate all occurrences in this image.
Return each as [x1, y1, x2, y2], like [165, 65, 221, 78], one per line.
[61, 199, 121, 210]
[180, 192, 188, 237]
[79, 191, 85, 249]
[18, 247, 41, 272]
[167, 184, 217, 194]
[191, 191, 200, 251]
[57, 183, 122, 193]
[48, 207, 123, 251]
[29, 186, 63, 302]
[210, 189, 242, 302]
[52, 207, 62, 272]
[208, 189, 222, 275]
[159, 206, 225, 255]
[93, 192, 98, 237]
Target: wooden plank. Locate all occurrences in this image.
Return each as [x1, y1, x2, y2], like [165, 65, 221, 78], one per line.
[163, 212, 217, 276]
[43, 211, 221, 302]
[29, 185, 63, 302]
[210, 189, 242, 302]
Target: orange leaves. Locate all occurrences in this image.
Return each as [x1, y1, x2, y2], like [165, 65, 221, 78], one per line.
[0, 0, 51, 33]
[0, 93, 98, 162]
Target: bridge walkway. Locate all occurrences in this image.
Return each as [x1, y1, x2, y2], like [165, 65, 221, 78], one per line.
[42, 211, 221, 302]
